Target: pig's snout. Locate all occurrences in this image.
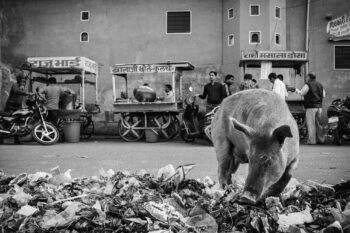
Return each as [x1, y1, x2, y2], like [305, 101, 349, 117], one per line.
[240, 191, 258, 205]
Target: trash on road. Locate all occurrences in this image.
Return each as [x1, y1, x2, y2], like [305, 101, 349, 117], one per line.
[0, 165, 349, 232]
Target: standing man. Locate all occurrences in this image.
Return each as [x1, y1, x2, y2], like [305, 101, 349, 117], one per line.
[296, 72, 325, 145]
[268, 72, 288, 100]
[239, 73, 258, 91]
[198, 71, 225, 112]
[222, 74, 235, 98]
[4, 72, 30, 144]
[40, 77, 75, 125]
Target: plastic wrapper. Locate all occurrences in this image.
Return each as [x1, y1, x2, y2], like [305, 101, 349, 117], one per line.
[0, 164, 349, 232]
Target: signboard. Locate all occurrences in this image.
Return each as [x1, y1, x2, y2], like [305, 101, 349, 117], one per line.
[241, 51, 308, 61]
[327, 12, 350, 38]
[260, 61, 272, 79]
[27, 56, 98, 74]
[111, 64, 176, 74]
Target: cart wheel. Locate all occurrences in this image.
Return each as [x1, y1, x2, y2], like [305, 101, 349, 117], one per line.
[80, 115, 94, 139]
[119, 114, 144, 142]
[153, 114, 180, 141]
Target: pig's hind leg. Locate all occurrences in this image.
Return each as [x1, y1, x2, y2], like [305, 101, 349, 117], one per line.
[262, 158, 298, 198]
[216, 140, 240, 187]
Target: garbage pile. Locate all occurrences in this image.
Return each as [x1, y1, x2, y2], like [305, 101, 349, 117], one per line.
[0, 164, 349, 233]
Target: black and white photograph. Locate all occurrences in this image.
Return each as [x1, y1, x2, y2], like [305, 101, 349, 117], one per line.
[0, 0, 350, 232]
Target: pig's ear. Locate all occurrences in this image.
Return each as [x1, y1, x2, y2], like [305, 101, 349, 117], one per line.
[272, 125, 293, 145]
[230, 117, 255, 137]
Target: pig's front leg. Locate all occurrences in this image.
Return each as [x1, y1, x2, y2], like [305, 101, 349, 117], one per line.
[216, 139, 240, 187]
[261, 158, 298, 198]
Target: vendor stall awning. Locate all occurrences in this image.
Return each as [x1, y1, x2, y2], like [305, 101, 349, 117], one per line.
[23, 56, 98, 75]
[111, 62, 194, 74]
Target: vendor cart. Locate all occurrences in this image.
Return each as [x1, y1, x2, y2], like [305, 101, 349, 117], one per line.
[21, 56, 100, 139]
[111, 62, 194, 142]
[239, 50, 308, 140]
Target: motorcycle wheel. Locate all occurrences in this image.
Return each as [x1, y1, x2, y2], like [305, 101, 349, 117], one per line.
[32, 121, 59, 145]
[333, 127, 343, 145]
[180, 123, 195, 142]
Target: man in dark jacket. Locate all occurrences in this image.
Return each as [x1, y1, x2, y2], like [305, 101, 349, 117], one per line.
[297, 72, 325, 144]
[4, 72, 29, 144]
[198, 71, 225, 112]
[223, 74, 235, 98]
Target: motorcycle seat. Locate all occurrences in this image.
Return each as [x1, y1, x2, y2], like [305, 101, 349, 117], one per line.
[0, 111, 13, 117]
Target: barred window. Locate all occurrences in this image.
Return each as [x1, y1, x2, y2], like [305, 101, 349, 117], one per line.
[81, 11, 89, 21]
[275, 6, 281, 19]
[250, 5, 260, 16]
[80, 32, 89, 42]
[166, 11, 191, 34]
[334, 46, 350, 69]
[250, 31, 261, 44]
[228, 8, 234, 19]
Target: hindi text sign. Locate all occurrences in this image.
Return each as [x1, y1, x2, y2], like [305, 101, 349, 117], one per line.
[242, 51, 308, 61]
[111, 64, 176, 74]
[327, 12, 350, 38]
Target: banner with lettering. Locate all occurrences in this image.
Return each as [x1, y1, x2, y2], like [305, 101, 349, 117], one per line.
[241, 51, 308, 61]
[327, 12, 350, 38]
[111, 64, 176, 74]
[27, 57, 98, 74]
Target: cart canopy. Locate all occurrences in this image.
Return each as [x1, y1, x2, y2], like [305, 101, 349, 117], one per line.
[23, 56, 98, 75]
[110, 62, 194, 75]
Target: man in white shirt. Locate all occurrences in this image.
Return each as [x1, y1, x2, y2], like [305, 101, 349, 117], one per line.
[158, 84, 175, 102]
[268, 72, 288, 100]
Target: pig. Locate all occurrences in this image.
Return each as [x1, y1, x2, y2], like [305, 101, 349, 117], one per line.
[211, 89, 299, 203]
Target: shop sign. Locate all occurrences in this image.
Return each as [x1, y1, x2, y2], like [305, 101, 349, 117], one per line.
[327, 12, 350, 38]
[111, 64, 176, 74]
[241, 51, 307, 61]
[27, 57, 98, 74]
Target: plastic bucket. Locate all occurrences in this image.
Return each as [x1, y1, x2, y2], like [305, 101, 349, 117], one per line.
[145, 129, 158, 143]
[63, 121, 81, 143]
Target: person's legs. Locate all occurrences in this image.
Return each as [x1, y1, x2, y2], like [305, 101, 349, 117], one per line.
[315, 108, 325, 144]
[305, 108, 317, 144]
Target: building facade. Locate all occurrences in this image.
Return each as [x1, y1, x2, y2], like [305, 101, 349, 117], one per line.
[1, 0, 349, 113]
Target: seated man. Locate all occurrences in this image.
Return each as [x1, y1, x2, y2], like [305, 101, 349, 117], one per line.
[158, 84, 175, 102]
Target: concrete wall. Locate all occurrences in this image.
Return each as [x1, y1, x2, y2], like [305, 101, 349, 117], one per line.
[222, 0, 241, 92]
[2, 0, 223, 113]
[308, 0, 350, 110]
[286, 0, 306, 51]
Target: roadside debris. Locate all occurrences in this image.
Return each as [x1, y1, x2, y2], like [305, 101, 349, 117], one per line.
[0, 165, 349, 232]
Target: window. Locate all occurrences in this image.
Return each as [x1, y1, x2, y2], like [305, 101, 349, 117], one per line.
[250, 5, 260, 16]
[166, 11, 191, 34]
[228, 34, 234, 46]
[334, 45, 350, 69]
[81, 11, 89, 21]
[275, 6, 281, 19]
[80, 32, 89, 42]
[249, 31, 261, 44]
[275, 33, 281, 45]
[228, 8, 234, 19]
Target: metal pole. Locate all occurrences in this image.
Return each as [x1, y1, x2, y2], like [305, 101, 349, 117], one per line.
[112, 74, 116, 102]
[305, 0, 310, 80]
[95, 72, 98, 104]
[172, 71, 176, 102]
[81, 70, 86, 110]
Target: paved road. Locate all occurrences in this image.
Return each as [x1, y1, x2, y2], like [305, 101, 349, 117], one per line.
[0, 137, 349, 184]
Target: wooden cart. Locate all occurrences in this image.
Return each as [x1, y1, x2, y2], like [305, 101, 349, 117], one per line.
[21, 56, 100, 139]
[111, 62, 194, 142]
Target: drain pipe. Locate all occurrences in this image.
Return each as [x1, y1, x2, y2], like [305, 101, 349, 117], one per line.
[305, 0, 310, 79]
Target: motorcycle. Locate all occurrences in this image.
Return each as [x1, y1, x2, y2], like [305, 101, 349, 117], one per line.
[0, 92, 59, 145]
[179, 87, 218, 144]
[327, 95, 350, 145]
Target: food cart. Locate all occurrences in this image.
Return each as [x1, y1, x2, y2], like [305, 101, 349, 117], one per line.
[21, 56, 100, 139]
[239, 50, 308, 140]
[111, 62, 194, 142]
